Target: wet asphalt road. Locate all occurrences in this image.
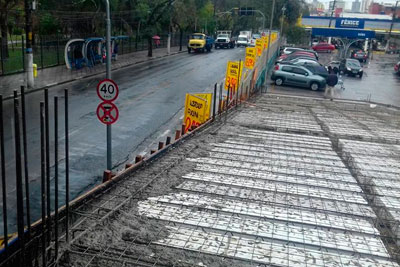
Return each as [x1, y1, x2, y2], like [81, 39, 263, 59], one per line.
[268, 52, 400, 106]
[1, 47, 245, 233]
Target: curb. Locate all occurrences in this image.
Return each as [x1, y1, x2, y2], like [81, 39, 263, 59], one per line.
[3, 49, 187, 101]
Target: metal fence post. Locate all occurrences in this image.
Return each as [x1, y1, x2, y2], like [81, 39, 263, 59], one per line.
[0, 40, 4, 75]
[219, 83, 223, 115]
[44, 89, 51, 256]
[212, 83, 217, 121]
[40, 36, 44, 70]
[21, 86, 31, 237]
[40, 102, 46, 267]
[22, 35, 25, 71]
[65, 89, 70, 243]
[56, 33, 60, 65]
[0, 95, 8, 256]
[54, 96, 59, 259]
[13, 91, 25, 267]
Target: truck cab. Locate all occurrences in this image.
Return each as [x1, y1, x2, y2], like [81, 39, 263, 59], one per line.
[214, 31, 235, 49]
[188, 33, 214, 53]
[236, 35, 249, 47]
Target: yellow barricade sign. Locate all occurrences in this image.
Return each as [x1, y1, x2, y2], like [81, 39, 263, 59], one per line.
[245, 47, 256, 70]
[272, 32, 277, 41]
[256, 39, 263, 57]
[184, 94, 207, 132]
[263, 36, 269, 50]
[194, 93, 212, 120]
[224, 61, 243, 91]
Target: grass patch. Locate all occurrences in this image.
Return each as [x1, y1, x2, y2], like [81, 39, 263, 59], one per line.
[1, 47, 65, 74]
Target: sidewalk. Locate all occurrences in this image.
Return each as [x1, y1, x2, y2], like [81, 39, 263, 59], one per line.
[0, 46, 186, 98]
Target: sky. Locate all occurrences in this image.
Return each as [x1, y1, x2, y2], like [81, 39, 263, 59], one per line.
[305, 0, 399, 10]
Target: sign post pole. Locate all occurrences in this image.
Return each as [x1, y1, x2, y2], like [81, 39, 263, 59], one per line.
[105, 0, 112, 170]
[97, 78, 119, 171]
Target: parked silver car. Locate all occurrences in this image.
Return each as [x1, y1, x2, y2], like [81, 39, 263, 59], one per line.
[271, 64, 326, 91]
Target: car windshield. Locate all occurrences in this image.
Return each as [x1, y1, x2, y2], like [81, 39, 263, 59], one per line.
[218, 34, 229, 38]
[238, 37, 247, 41]
[253, 34, 261, 39]
[347, 60, 361, 67]
[191, 35, 204, 40]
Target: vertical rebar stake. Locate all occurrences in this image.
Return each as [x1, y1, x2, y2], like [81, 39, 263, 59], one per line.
[13, 91, 25, 267]
[21, 86, 31, 235]
[44, 89, 51, 256]
[40, 102, 47, 267]
[65, 89, 70, 243]
[0, 95, 8, 256]
[54, 96, 59, 259]
[212, 83, 217, 121]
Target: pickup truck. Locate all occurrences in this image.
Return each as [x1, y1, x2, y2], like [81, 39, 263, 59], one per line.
[215, 31, 235, 49]
[188, 33, 214, 53]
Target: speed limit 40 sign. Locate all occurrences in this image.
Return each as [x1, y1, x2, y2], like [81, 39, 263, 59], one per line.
[97, 79, 119, 102]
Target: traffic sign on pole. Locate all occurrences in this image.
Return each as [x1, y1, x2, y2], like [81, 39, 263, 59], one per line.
[97, 79, 119, 102]
[97, 102, 119, 125]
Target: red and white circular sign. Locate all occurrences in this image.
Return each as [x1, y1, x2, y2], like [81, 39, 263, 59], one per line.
[96, 101, 119, 125]
[97, 79, 119, 102]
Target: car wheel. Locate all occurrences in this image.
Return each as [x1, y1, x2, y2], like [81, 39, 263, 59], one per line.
[310, 82, 319, 91]
[275, 77, 284, 86]
[359, 73, 363, 78]
[188, 48, 191, 54]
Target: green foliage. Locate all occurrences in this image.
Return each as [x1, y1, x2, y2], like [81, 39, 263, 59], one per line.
[1, 0, 308, 39]
[39, 13, 61, 35]
[216, 14, 233, 31]
[286, 25, 308, 44]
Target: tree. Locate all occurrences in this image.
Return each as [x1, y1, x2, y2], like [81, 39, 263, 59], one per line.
[133, 0, 174, 57]
[0, 0, 20, 58]
[197, 0, 214, 34]
[172, 0, 197, 51]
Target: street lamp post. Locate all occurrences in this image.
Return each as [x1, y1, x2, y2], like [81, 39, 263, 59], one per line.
[217, 8, 267, 32]
[265, 0, 276, 75]
[252, 10, 266, 31]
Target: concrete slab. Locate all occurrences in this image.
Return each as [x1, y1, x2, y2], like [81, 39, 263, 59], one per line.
[60, 94, 400, 266]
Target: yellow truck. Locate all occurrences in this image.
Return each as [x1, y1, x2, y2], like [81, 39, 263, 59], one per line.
[187, 33, 214, 53]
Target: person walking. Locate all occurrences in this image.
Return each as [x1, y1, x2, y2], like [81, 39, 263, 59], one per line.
[325, 67, 338, 100]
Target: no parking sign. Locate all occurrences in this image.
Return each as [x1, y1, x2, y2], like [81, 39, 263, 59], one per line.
[96, 79, 119, 125]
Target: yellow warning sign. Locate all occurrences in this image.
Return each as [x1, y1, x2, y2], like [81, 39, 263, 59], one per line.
[256, 39, 263, 56]
[245, 47, 256, 70]
[263, 36, 269, 50]
[183, 94, 207, 132]
[194, 93, 212, 120]
[224, 61, 243, 91]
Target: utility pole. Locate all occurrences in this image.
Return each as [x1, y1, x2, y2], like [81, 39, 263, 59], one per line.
[24, 0, 34, 88]
[265, 0, 276, 73]
[328, 0, 336, 28]
[328, 0, 337, 44]
[105, 0, 112, 170]
[386, 0, 399, 52]
[277, 6, 286, 55]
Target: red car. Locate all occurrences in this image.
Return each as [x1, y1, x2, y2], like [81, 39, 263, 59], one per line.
[312, 43, 335, 53]
[277, 51, 316, 62]
[395, 61, 400, 75]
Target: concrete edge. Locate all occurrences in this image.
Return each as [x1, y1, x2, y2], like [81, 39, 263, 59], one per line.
[265, 92, 400, 110]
